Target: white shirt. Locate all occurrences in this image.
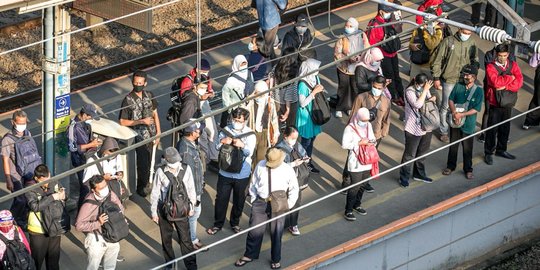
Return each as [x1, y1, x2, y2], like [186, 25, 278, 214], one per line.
[150, 164, 197, 218]
[82, 155, 124, 183]
[342, 123, 376, 172]
[249, 160, 299, 209]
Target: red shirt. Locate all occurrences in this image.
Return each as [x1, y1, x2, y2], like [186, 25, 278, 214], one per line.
[485, 61, 523, 106]
[416, 0, 443, 24]
[368, 15, 398, 58]
[179, 68, 214, 96]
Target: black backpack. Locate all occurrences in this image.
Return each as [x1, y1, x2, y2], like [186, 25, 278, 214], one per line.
[300, 80, 331, 126]
[85, 195, 129, 243]
[492, 61, 518, 108]
[30, 185, 70, 238]
[168, 75, 192, 126]
[0, 228, 35, 270]
[5, 131, 42, 182]
[367, 19, 401, 54]
[218, 128, 255, 173]
[410, 28, 431, 65]
[231, 72, 255, 97]
[161, 167, 191, 221]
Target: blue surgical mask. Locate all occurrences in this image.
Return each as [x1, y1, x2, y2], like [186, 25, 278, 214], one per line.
[371, 61, 381, 68]
[459, 33, 471, 42]
[344, 27, 355, 35]
[358, 121, 368, 127]
[248, 42, 255, 51]
[371, 87, 382, 97]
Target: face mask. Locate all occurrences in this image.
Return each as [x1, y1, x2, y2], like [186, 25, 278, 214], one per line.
[248, 42, 255, 51]
[344, 27, 355, 35]
[459, 33, 471, 42]
[200, 72, 209, 77]
[358, 121, 368, 127]
[296, 26, 307, 35]
[255, 97, 266, 104]
[237, 67, 248, 75]
[383, 12, 392, 20]
[197, 88, 207, 96]
[85, 120, 93, 124]
[371, 87, 382, 97]
[95, 186, 110, 200]
[0, 224, 13, 234]
[287, 139, 297, 146]
[133, 85, 144, 92]
[167, 162, 181, 172]
[415, 85, 423, 91]
[371, 61, 381, 68]
[14, 124, 26, 133]
[232, 122, 244, 131]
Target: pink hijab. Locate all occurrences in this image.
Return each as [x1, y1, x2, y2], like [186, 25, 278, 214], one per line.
[359, 47, 384, 72]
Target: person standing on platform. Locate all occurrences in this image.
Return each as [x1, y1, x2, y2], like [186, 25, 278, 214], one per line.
[247, 36, 270, 82]
[119, 70, 161, 197]
[220, 55, 254, 128]
[253, 0, 288, 59]
[272, 47, 300, 128]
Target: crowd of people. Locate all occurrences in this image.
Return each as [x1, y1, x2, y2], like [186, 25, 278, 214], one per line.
[0, 0, 539, 269]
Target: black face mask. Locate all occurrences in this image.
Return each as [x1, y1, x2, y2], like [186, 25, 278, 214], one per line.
[133, 85, 144, 92]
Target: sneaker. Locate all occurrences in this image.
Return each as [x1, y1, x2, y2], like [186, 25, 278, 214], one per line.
[478, 133, 485, 143]
[522, 125, 530, 130]
[398, 180, 409, 188]
[485, 154, 493, 165]
[288, 226, 301, 236]
[299, 184, 308, 190]
[344, 212, 356, 221]
[353, 207, 367, 215]
[117, 255, 125, 262]
[413, 177, 433, 183]
[341, 190, 348, 195]
[439, 134, 450, 143]
[308, 163, 320, 174]
[364, 183, 375, 193]
[335, 111, 343, 118]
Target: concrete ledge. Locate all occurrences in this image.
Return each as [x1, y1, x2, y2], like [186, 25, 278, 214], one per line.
[287, 161, 540, 270]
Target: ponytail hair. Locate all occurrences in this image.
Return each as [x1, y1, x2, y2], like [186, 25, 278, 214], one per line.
[408, 73, 429, 88]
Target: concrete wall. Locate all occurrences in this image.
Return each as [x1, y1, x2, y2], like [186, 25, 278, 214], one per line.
[308, 170, 540, 270]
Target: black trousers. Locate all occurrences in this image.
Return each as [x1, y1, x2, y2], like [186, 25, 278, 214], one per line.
[10, 180, 28, 229]
[213, 174, 249, 228]
[484, 106, 512, 155]
[29, 233, 61, 270]
[342, 139, 382, 187]
[399, 131, 432, 184]
[244, 199, 285, 263]
[158, 212, 197, 270]
[524, 66, 540, 127]
[380, 55, 404, 100]
[471, 3, 498, 26]
[345, 171, 370, 213]
[336, 70, 356, 112]
[135, 143, 152, 194]
[285, 191, 301, 228]
[447, 128, 474, 173]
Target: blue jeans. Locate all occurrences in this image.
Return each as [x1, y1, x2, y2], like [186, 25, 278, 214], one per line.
[189, 203, 202, 243]
[300, 136, 316, 157]
[439, 82, 456, 135]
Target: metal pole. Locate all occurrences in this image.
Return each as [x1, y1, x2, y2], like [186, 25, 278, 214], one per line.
[42, 7, 55, 172]
[196, 0, 201, 81]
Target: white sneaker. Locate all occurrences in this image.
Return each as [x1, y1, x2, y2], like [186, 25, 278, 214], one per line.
[335, 111, 343, 118]
[522, 125, 530, 130]
[289, 226, 300, 236]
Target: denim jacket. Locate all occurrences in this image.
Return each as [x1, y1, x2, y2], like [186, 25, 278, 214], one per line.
[255, 0, 288, 31]
[177, 137, 204, 196]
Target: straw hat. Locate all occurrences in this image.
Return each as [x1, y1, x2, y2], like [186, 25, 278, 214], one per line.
[265, 148, 286, 169]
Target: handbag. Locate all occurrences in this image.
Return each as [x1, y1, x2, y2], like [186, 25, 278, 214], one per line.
[300, 79, 331, 126]
[266, 167, 289, 214]
[290, 146, 310, 187]
[405, 90, 440, 132]
[447, 84, 477, 128]
[351, 125, 380, 165]
[368, 98, 382, 122]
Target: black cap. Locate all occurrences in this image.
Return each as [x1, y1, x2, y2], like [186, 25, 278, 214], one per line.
[462, 64, 478, 76]
[80, 104, 100, 120]
[378, 3, 396, 12]
[296, 14, 309, 27]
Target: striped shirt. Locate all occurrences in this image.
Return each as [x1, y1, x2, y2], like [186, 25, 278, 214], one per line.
[272, 82, 298, 104]
[404, 87, 431, 136]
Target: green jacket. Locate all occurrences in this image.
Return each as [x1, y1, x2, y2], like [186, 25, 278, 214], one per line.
[431, 34, 479, 83]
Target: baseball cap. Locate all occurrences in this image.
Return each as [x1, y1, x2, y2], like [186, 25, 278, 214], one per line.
[81, 104, 100, 120]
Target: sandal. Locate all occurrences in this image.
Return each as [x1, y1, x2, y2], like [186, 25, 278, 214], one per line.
[466, 172, 474, 179]
[232, 226, 242, 233]
[206, 227, 221, 235]
[234, 257, 252, 267]
[271, 262, 281, 269]
[442, 168, 453, 175]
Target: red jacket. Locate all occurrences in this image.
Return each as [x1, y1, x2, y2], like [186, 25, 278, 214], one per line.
[179, 68, 214, 96]
[416, 0, 443, 24]
[485, 61, 523, 106]
[368, 15, 398, 58]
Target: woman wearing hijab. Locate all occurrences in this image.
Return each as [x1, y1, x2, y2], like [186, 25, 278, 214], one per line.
[354, 47, 387, 95]
[220, 55, 255, 128]
[296, 58, 324, 173]
[342, 108, 377, 221]
[247, 81, 281, 167]
[334, 17, 370, 118]
[0, 210, 32, 265]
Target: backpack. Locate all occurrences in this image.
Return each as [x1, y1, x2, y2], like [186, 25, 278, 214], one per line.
[367, 19, 401, 54]
[300, 80, 331, 126]
[410, 28, 431, 65]
[168, 75, 192, 126]
[231, 72, 255, 97]
[31, 186, 70, 237]
[85, 195, 129, 243]
[5, 131, 42, 182]
[92, 154, 129, 203]
[492, 62, 518, 108]
[218, 128, 255, 173]
[0, 228, 35, 270]
[406, 90, 440, 132]
[161, 167, 191, 221]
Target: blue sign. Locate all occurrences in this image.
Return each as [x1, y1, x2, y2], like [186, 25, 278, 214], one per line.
[55, 94, 70, 119]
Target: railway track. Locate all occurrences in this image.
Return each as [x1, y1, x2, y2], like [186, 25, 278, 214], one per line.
[0, 0, 360, 112]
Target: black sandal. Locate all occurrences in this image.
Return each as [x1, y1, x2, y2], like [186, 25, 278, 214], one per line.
[271, 262, 281, 269]
[232, 226, 242, 233]
[234, 257, 253, 267]
[206, 227, 221, 235]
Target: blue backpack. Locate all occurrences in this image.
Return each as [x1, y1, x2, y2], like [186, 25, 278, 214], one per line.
[5, 131, 42, 182]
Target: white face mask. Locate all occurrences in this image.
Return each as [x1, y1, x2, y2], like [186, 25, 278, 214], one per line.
[287, 139, 297, 146]
[416, 84, 423, 91]
[459, 33, 471, 42]
[197, 88, 207, 96]
[358, 121, 368, 127]
[248, 42, 255, 51]
[167, 162, 181, 172]
[14, 124, 26, 133]
[232, 122, 244, 131]
[95, 186, 110, 200]
[371, 87, 383, 97]
[383, 12, 392, 20]
[85, 119, 93, 124]
[296, 26, 307, 35]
